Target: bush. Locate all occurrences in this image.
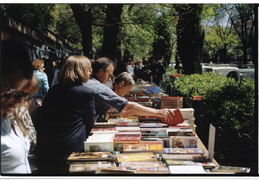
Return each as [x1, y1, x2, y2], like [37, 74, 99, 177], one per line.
[166, 72, 256, 173]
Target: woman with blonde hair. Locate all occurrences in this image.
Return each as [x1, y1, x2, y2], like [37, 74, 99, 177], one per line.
[35, 55, 96, 175]
[1, 44, 39, 174]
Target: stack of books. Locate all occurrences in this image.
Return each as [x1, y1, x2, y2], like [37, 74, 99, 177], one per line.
[120, 161, 169, 174]
[84, 133, 115, 152]
[67, 152, 117, 174]
[160, 96, 183, 109]
[116, 152, 158, 163]
[122, 141, 164, 154]
[113, 133, 141, 152]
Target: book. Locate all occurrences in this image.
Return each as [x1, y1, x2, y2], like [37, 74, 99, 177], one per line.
[120, 161, 170, 174]
[139, 116, 162, 123]
[141, 137, 170, 148]
[164, 160, 216, 169]
[170, 135, 198, 148]
[93, 122, 116, 128]
[95, 167, 136, 174]
[115, 126, 140, 132]
[116, 152, 158, 163]
[84, 134, 114, 152]
[90, 127, 118, 134]
[139, 123, 167, 128]
[116, 121, 139, 127]
[163, 148, 205, 155]
[160, 96, 183, 109]
[69, 161, 116, 173]
[114, 134, 141, 152]
[141, 133, 168, 138]
[67, 152, 115, 162]
[211, 166, 250, 173]
[122, 141, 164, 154]
[161, 154, 202, 161]
[108, 118, 132, 122]
[140, 128, 167, 133]
[168, 165, 206, 174]
[161, 109, 185, 126]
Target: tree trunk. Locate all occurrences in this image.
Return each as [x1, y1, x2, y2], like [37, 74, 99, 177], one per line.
[70, 4, 93, 58]
[102, 4, 123, 60]
[176, 4, 204, 75]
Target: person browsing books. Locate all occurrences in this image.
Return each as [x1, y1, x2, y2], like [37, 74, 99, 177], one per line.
[112, 72, 135, 97]
[35, 55, 96, 175]
[83, 57, 175, 122]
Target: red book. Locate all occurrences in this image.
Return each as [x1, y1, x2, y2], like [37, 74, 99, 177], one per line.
[161, 109, 184, 126]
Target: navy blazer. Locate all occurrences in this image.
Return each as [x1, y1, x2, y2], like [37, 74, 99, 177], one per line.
[35, 83, 96, 159]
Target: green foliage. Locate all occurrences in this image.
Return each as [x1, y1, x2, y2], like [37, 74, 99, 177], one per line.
[167, 72, 231, 107]
[167, 72, 256, 170]
[2, 4, 56, 29]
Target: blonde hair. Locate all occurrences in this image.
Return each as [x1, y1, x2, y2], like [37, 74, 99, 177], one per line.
[58, 55, 92, 84]
[13, 73, 39, 137]
[32, 59, 44, 70]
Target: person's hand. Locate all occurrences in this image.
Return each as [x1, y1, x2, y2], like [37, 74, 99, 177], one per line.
[160, 109, 175, 123]
[119, 110, 130, 118]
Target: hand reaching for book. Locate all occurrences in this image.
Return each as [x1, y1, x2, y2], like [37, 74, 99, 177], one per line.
[162, 109, 175, 123]
[161, 109, 184, 126]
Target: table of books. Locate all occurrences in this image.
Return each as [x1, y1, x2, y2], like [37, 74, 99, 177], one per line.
[66, 82, 250, 175]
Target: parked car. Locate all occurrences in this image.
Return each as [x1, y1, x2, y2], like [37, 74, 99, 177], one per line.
[202, 66, 239, 76]
[227, 68, 255, 81]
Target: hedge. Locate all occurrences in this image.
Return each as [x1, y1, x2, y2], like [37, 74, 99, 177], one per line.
[166, 71, 256, 174]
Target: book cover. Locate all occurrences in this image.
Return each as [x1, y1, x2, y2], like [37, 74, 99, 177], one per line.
[93, 122, 116, 128]
[163, 148, 205, 155]
[69, 161, 116, 173]
[161, 109, 184, 126]
[69, 162, 99, 173]
[114, 135, 141, 142]
[141, 137, 170, 148]
[84, 134, 115, 152]
[114, 134, 141, 152]
[120, 161, 169, 174]
[165, 160, 215, 168]
[139, 123, 167, 128]
[115, 126, 140, 132]
[116, 122, 140, 127]
[141, 133, 168, 138]
[122, 141, 164, 154]
[211, 166, 250, 173]
[170, 135, 198, 148]
[116, 152, 158, 163]
[161, 154, 202, 161]
[67, 152, 115, 162]
[169, 165, 206, 174]
[95, 167, 136, 174]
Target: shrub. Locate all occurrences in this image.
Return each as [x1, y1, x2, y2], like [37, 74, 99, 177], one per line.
[166, 72, 256, 173]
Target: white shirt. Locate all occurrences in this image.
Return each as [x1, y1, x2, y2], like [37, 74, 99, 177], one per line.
[1, 116, 31, 174]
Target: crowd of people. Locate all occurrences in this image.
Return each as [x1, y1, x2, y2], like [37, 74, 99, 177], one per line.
[114, 56, 168, 85]
[1, 43, 175, 175]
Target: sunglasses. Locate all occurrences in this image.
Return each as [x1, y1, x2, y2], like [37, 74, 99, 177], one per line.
[2, 89, 32, 101]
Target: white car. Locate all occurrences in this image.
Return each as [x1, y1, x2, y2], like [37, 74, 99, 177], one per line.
[202, 66, 239, 76]
[227, 68, 255, 81]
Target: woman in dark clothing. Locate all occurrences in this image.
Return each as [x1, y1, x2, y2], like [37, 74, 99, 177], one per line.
[35, 55, 96, 175]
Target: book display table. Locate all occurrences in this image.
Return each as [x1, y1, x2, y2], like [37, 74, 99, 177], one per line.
[67, 82, 250, 175]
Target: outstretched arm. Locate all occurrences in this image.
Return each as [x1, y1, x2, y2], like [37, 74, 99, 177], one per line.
[121, 101, 175, 123]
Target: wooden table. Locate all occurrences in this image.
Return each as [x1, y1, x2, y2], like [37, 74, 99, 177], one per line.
[198, 138, 219, 166]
